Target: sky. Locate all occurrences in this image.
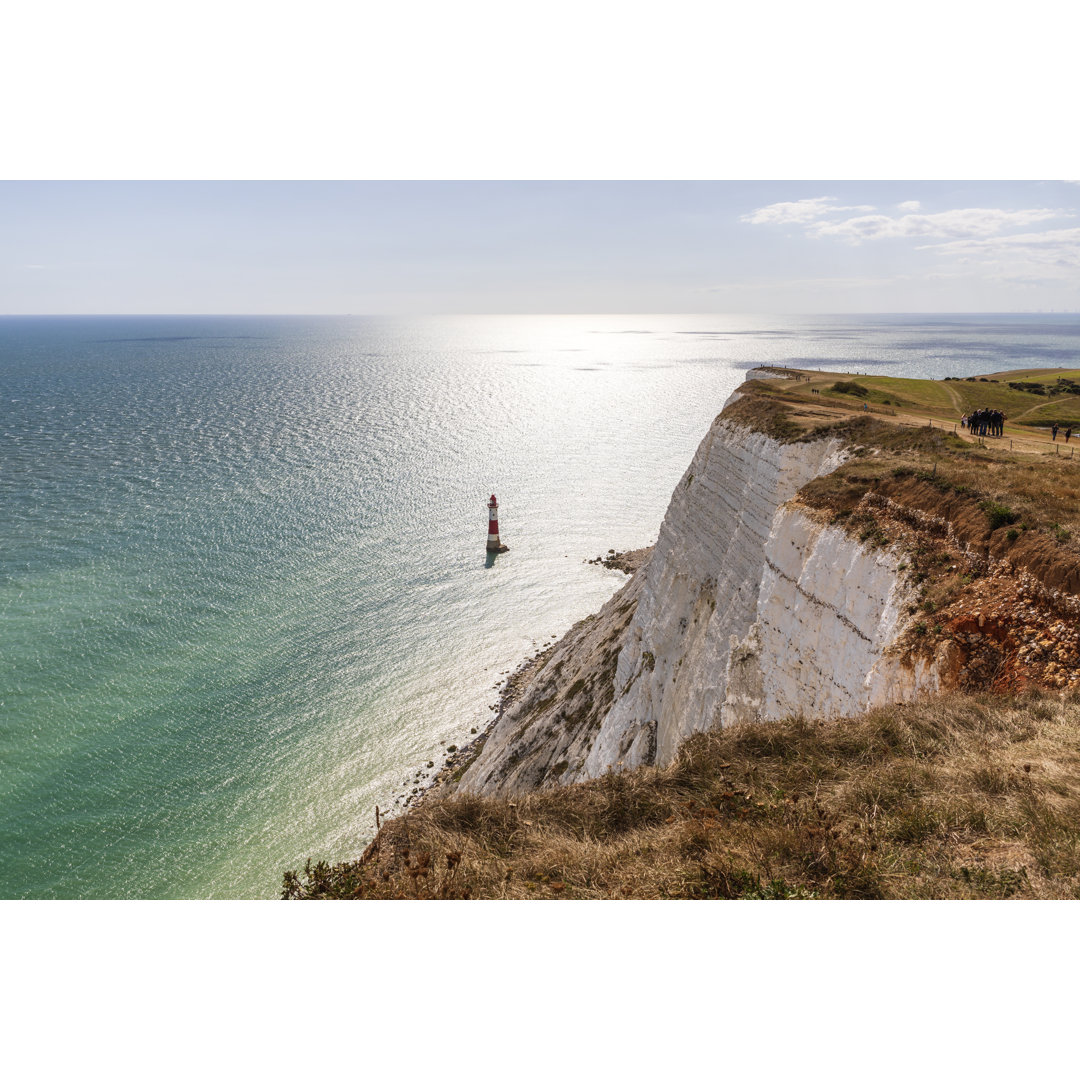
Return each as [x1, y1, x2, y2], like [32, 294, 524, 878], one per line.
[4, 180, 1080, 315]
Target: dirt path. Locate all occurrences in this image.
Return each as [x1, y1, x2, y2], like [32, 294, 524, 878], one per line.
[940, 381, 965, 415]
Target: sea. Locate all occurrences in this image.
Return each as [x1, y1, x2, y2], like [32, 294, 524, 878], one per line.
[3, 313, 1080, 899]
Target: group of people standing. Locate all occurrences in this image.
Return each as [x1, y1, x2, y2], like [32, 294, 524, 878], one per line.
[961, 409, 1005, 437]
[961, 410, 1075, 443]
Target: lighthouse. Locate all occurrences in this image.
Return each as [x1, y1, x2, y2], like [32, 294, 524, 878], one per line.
[487, 494, 508, 553]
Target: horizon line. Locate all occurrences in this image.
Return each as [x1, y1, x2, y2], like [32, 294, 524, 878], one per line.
[2, 310, 1080, 318]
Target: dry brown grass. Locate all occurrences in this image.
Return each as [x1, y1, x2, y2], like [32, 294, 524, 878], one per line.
[282, 690, 1080, 900]
[715, 379, 1080, 546]
[741, 393, 1080, 558]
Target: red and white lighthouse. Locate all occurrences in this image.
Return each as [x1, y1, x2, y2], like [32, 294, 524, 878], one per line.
[487, 494, 508, 552]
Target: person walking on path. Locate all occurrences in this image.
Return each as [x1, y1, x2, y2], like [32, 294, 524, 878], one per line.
[1067, 427, 1073, 444]
[1052, 422, 1059, 441]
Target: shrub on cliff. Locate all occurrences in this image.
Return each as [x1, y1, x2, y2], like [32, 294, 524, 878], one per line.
[831, 380, 870, 398]
[980, 499, 1020, 530]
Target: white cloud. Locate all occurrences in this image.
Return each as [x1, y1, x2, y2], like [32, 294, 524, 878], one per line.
[735, 192, 1080, 300]
[744, 197, 1070, 248]
[809, 206, 1063, 243]
[921, 226, 1080, 283]
[740, 197, 875, 226]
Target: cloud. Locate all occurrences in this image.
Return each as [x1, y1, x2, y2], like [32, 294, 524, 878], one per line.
[736, 192, 1080, 295]
[809, 207, 1063, 243]
[743, 196, 1069, 248]
[739, 197, 874, 226]
[921, 226, 1080, 283]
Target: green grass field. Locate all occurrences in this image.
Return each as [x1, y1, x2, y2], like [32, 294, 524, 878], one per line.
[805, 368, 1080, 429]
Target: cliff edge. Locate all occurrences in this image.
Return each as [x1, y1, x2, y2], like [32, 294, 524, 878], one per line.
[454, 369, 1080, 797]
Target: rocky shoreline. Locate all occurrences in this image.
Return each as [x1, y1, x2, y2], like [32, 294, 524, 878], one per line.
[389, 545, 655, 814]
[418, 644, 556, 802]
[587, 546, 652, 575]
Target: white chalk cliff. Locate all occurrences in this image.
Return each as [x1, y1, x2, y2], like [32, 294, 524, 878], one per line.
[458, 379, 933, 797]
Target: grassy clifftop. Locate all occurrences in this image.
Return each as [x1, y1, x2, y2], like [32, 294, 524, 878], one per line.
[747, 363, 1080, 438]
[284, 689, 1080, 900]
[733, 371, 1080, 560]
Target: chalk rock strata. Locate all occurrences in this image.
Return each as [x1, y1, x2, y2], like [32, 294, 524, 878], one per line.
[722, 504, 924, 727]
[585, 422, 851, 775]
[458, 395, 938, 798]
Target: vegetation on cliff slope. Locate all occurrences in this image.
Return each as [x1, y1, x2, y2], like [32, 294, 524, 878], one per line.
[735, 377, 1080, 563]
[742, 395, 1080, 691]
[794, 416, 1080, 555]
[283, 689, 1080, 900]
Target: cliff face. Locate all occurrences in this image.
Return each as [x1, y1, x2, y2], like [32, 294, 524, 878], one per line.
[455, 377, 1076, 798]
[721, 504, 927, 728]
[583, 419, 851, 775]
[458, 388, 911, 796]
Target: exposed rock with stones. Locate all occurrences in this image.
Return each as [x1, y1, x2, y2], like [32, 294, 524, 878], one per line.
[457, 571, 646, 794]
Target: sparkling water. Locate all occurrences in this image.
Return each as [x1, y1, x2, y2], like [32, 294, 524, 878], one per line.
[3, 313, 1078, 898]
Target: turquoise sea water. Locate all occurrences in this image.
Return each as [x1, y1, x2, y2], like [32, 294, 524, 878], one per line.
[4, 313, 1079, 898]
